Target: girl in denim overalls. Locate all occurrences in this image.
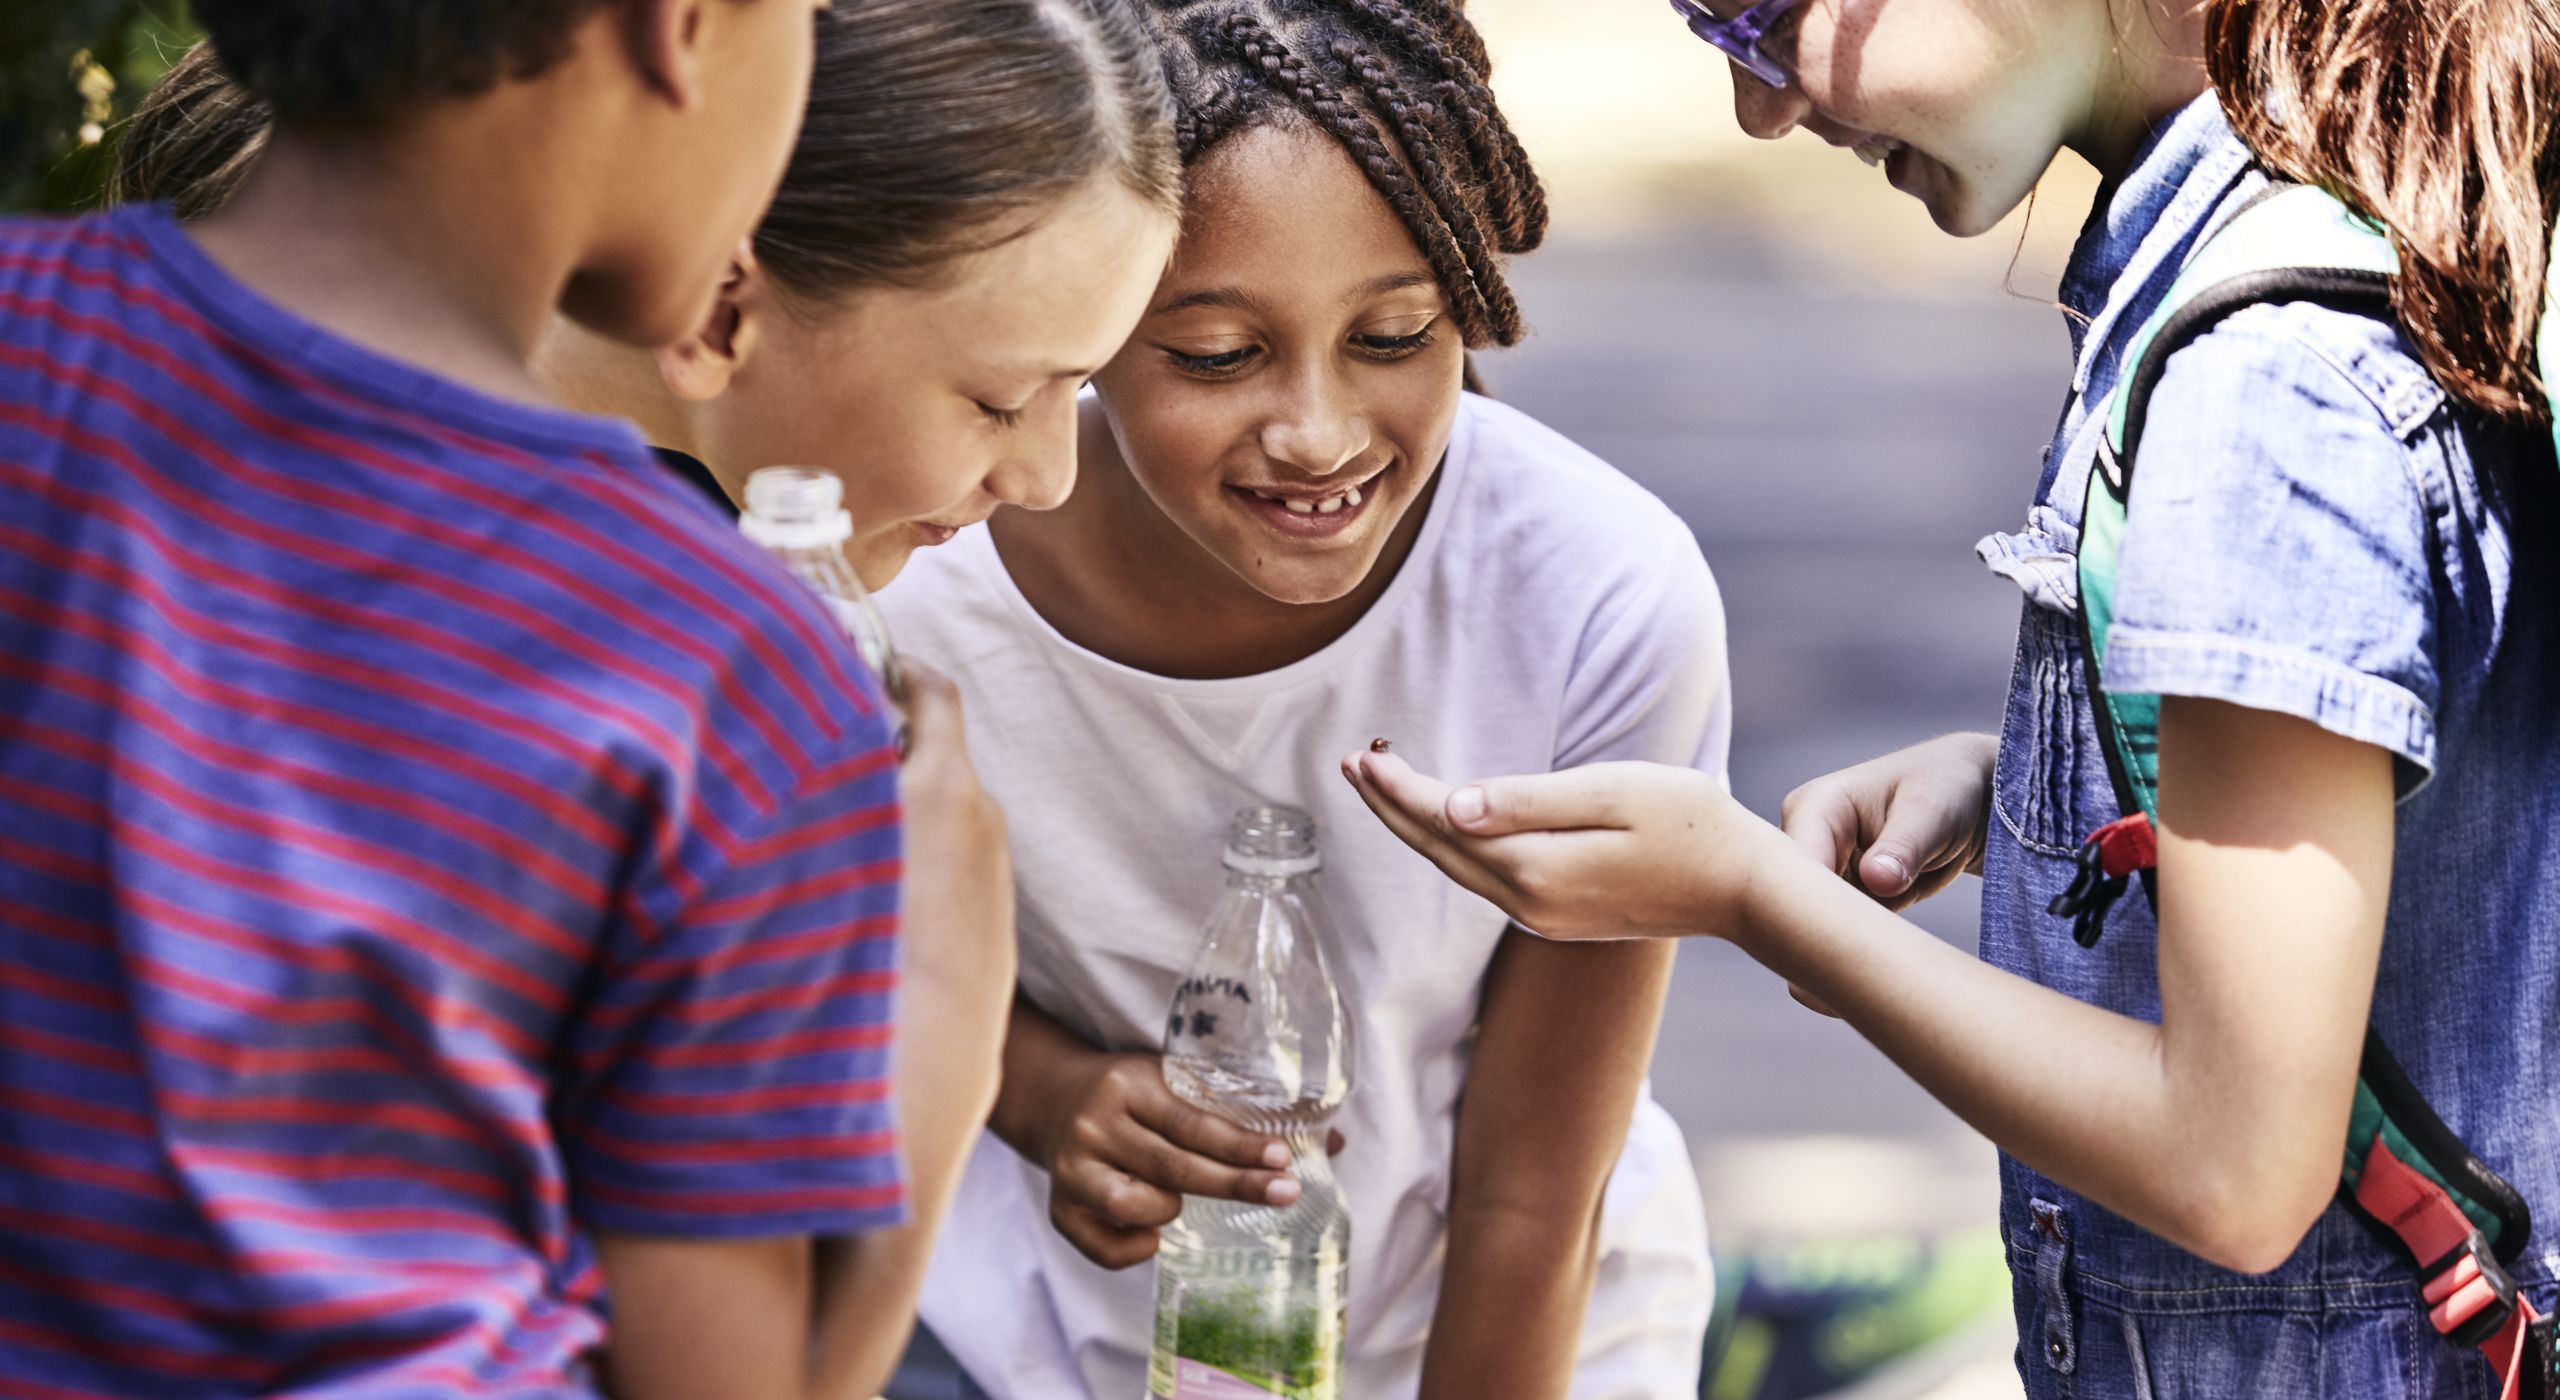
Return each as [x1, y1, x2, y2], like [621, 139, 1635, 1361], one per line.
[1340, 0, 2560, 1393]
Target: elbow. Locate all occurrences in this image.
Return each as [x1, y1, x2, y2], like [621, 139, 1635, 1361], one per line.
[2166, 1164, 2333, 1276]
[1445, 1182, 1611, 1273]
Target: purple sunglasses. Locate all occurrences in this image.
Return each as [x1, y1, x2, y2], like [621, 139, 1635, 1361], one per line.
[1666, 0, 1807, 90]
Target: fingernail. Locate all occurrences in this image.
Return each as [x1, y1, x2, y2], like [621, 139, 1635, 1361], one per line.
[1262, 1143, 1292, 1170]
[1266, 1177, 1301, 1206]
[1873, 854, 1912, 890]
[1448, 787, 1487, 826]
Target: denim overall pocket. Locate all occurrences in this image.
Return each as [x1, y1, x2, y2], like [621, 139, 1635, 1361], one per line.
[1991, 601, 2106, 861]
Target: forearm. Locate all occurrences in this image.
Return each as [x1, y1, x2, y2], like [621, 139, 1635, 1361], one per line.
[987, 992, 1098, 1165]
[1733, 823, 2358, 1270]
[1419, 1201, 1604, 1399]
[1349, 708, 2389, 1279]
[1419, 934, 1673, 1399]
[601, 1036, 990, 1400]
[806, 942, 1010, 1396]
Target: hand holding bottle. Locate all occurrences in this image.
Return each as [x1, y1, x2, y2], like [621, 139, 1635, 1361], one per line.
[994, 1009, 1309, 1270]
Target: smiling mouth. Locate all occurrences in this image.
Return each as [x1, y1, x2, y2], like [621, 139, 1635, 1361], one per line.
[1227, 465, 1387, 537]
[1248, 482, 1365, 515]
[1853, 135, 1904, 168]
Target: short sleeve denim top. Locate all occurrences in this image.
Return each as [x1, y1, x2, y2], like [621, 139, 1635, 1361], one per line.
[1974, 94, 2560, 1388]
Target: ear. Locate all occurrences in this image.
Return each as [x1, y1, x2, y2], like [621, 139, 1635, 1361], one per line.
[624, 0, 711, 110]
[655, 240, 766, 401]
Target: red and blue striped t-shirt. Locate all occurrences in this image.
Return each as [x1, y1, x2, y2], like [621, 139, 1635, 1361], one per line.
[0, 205, 907, 1396]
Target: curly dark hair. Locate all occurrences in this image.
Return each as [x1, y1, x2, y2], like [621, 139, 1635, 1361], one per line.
[1135, 0, 1547, 348]
[190, 0, 612, 124]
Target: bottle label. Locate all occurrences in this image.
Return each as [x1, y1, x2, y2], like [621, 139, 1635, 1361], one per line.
[1148, 1269, 1345, 1400]
[1171, 1359, 1294, 1399]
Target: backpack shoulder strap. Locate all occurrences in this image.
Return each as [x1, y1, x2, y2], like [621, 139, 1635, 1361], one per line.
[2078, 183, 2397, 828]
[2102, 183, 2402, 495]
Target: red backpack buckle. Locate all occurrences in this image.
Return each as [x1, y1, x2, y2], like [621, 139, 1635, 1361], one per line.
[2420, 1229, 2522, 1349]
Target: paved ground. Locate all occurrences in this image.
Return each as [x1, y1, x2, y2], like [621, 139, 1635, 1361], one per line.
[1481, 190, 2078, 1396]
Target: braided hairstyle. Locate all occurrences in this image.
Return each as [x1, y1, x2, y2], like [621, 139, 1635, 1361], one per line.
[1135, 0, 1547, 350]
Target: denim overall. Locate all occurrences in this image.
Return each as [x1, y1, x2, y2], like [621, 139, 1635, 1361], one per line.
[1974, 95, 2560, 1397]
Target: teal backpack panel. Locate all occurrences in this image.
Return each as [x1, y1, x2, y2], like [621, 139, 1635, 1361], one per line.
[2087, 184, 2403, 823]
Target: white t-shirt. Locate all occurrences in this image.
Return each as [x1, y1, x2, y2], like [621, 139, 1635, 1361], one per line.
[885, 393, 1728, 1399]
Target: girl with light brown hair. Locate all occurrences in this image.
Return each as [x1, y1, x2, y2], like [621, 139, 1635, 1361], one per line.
[1351, 1, 2560, 1394]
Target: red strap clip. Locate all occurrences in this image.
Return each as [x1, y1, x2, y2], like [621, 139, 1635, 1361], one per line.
[2087, 814, 2158, 878]
[2048, 815, 2158, 947]
[2421, 1230, 2522, 1348]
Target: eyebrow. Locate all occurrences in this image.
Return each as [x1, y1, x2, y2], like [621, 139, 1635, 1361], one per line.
[1150, 270, 1439, 318]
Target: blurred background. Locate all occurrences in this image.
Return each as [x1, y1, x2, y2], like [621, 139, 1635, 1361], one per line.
[3, 3, 2120, 1396]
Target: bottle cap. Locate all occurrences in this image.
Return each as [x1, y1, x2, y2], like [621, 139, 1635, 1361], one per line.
[1224, 803, 1321, 877]
[741, 466, 854, 549]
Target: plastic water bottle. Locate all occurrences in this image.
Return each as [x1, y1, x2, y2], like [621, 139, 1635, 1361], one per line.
[1149, 805, 1353, 1400]
[739, 466, 906, 748]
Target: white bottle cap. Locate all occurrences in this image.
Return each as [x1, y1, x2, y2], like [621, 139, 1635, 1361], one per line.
[741, 466, 854, 549]
[1223, 804, 1323, 877]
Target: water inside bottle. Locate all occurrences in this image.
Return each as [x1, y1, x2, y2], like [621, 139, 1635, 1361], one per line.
[1149, 806, 1352, 1400]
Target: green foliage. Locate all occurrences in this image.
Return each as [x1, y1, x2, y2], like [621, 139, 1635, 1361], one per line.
[2, 1, 198, 213]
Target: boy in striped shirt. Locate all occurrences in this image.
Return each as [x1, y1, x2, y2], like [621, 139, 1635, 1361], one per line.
[0, 2, 1013, 1396]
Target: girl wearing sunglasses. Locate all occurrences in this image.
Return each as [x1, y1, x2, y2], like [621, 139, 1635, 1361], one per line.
[1352, 0, 2560, 1395]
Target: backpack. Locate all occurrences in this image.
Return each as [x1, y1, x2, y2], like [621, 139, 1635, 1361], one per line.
[2054, 181, 2560, 1400]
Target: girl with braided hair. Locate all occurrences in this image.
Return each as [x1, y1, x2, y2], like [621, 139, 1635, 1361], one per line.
[879, 2, 1722, 1395]
[1349, 0, 2560, 1396]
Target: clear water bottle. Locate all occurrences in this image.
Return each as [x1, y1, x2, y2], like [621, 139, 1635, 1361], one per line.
[739, 466, 906, 748]
[1149, 805, 1353, 1400]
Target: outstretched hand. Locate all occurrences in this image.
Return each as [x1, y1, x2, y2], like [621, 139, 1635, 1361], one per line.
[1338, 748, 1793, 942]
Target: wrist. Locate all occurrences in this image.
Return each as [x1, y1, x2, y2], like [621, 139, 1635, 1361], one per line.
[1951, 730, 2001, 776]
[989, 1012, 1100, 1168]
[1722, 810, 1807, 951]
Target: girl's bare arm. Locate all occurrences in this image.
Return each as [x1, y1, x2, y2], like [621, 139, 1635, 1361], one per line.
[1347, 696, 2393, 1273]
[1419, 930, 1677, 1399]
